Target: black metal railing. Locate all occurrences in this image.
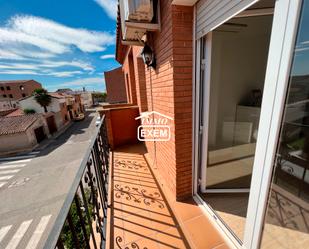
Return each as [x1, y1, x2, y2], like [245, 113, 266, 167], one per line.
[45, 116, 110, 249]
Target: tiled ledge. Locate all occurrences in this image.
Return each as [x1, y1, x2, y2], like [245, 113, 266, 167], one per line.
[143, 149, 231, 249]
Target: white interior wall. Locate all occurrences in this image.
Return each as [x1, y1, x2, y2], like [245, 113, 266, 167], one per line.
[208, 15, 273, 148]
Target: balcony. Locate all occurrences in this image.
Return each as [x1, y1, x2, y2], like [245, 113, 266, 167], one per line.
[35, 106, 228, 249]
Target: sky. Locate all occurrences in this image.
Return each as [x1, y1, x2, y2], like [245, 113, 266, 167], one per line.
[293, 0, 309, 76]
[0, 0, 119, 92]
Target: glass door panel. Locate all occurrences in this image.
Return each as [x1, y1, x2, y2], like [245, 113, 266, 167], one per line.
[206, 15, 273, 191]
[261, 1, 309, 247]
[197, 0, 276, 242]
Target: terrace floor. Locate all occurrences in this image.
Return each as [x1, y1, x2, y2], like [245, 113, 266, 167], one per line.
[107, 143, 230, 249]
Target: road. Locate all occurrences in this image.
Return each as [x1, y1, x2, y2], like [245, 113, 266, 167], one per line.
[0, 111, 99, 249]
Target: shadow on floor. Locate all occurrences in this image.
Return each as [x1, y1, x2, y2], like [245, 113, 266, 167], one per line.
[110, 143, 190, 249]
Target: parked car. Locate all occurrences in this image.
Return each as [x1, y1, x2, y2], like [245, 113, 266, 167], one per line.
[95, 116, 101, 126]
[74, 113, 85, 122]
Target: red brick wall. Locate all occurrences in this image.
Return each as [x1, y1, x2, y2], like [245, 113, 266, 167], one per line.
[132, 47, 148, 112]
[122, 50, 138, 105]
[119, 1, 193, 200]
[0, 80, 42, 101]
[144, 1, 193, 199]
[142, 0, 176, 198]
[104, 67, 128, 104]
[172, 4, 193, 199]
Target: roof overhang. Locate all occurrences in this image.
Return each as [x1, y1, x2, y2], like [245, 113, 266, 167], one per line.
[172, 0, 199, 6]
[115, 6, 129, 65]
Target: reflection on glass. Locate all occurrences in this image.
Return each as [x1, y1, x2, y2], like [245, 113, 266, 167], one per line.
[261, 1, 309, 248]
[202, 12, 273, 241]
[206, 15, 273, 190]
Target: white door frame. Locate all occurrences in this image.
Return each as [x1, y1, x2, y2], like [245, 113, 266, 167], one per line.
[200, 32, 212, 192]
[192, 0, 303, 248]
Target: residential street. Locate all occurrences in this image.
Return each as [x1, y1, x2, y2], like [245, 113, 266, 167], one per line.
[0, 111, 99, 249]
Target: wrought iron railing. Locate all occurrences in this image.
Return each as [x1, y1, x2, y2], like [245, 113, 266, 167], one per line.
[44, 116, 110, 249]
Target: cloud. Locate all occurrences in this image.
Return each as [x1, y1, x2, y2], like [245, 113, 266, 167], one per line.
[10, 15, 114, 53]
[0, 28, 68, 54]
[100, 54, 115, 59]
[0, 59, 94, 76]
[0, 70, 40, 75]
[49, 77, 105, 90]
[48, 71, 83, 77]
[39, 60, 94, 72]
[62, 77, 104, 87]
[94, 0, 117, 20]
[0, 15, 114, 61]
[0, 15, 115, 85]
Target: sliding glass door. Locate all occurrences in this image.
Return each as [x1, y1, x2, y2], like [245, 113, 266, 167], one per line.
[197, 1, 275, 242]
[195, 0, 306, 246]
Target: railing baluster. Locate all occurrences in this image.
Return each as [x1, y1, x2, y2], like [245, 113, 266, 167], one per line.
[92, 148, 108, 216]
[74, 195, 91, 249]
[67, 209, 81, 249]
[56, 237, 65, 249]
[52, 115, 109, 249]
[86, 160, 105, 244]
[80, 181, 98, 249]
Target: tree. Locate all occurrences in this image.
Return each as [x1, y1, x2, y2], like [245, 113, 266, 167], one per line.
[23, 108, 36, 114]
[33, 88, 51, 113]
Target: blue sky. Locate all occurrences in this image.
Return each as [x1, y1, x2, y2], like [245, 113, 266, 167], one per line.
[0, 0, 119, 92]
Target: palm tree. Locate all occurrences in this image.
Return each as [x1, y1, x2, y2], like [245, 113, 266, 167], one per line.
[33, 88, 52, 113]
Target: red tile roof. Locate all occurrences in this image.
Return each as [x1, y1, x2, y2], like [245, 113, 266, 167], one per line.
[48, 92, 65, 99]
[0, 108, 17, 117]
[0, 114, 41, 135]
[0, 80, 33, 84]
[5, 108, 24, 117]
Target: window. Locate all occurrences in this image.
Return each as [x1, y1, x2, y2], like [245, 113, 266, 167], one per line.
[20, 85, 25, 91]
[0, 87, 4, 91]
[3, 94, 7, 98]
[6, 86, 11, 90]
[9, 94, 13, 98]
[22, 93, 26, 97]
[260, 1, 309, 247]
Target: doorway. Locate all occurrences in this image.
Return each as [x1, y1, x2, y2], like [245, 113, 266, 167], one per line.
[34, 126, 46, 143]
[46, 115, 57, 134]
[197, 2, 274, 242]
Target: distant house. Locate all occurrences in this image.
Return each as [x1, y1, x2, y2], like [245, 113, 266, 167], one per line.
[104, 67, 127, 104]
[0, 114, 49, 155]
[19, 94, 70, 134]
[56, 92, 83, 119]
[56, 88, 91, 108]
[56, 88, 73, 93]
[79, 91, 93, 108]
[0, 80, 42, 110]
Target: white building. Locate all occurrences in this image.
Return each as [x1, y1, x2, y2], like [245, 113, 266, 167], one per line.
[19, 94, 68, 132]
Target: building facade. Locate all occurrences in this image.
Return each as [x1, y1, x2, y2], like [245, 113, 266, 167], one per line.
[19, 94, 70, 131]
[104, 67, 128, 104]
[0, 80, 42, 110]
[0, 114, 49, 155]
[115, 0, 309, 248]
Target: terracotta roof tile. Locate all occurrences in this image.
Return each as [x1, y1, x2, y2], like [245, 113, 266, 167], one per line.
[0, 80, 32, 84]
[0, 114, 41, 135]
[0, 108, 17, 117]
[5, 108, 24, 117]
